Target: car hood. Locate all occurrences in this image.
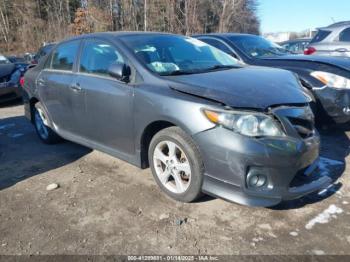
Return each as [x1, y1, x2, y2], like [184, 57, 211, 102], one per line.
[164, 66, 311, 109]
[0, 63, 16, 78]
[263, 55, 350, 71]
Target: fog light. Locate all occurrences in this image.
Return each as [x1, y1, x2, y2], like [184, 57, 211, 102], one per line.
[343, 107, 350, 115]
[247, 173, 267, 188]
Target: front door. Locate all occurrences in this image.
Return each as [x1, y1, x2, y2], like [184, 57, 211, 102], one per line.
[75, 39, 135, 156]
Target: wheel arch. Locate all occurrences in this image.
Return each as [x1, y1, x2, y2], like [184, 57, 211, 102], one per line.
[29, 97, 39, 123]
[139, 120, 177, 169]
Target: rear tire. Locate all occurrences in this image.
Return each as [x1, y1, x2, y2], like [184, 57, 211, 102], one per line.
[33, 102, 62, 144]
[148, 126, 204, 203]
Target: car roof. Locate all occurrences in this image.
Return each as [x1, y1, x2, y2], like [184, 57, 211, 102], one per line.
[62, 31, 174, 42]
[280, 38, 311, 44]
[194, 33, 254, 38]
[319, 21, 350, 30]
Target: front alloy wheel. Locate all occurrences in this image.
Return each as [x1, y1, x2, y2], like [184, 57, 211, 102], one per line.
[153, 140, 192, 194]
[149, 127, 204, 202]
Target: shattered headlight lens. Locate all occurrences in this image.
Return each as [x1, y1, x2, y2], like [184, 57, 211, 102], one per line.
[310, 71, 350, 89]
[203, 109, 285, 137]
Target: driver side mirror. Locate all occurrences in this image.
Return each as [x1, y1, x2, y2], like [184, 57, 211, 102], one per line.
[108, 63, 131, 83]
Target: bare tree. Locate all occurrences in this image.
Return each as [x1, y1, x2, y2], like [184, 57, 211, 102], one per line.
[0, 0, 260, 54]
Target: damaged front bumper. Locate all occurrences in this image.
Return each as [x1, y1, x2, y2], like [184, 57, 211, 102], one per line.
[193, 105, 331, 207]
[313, 86, 350, 124]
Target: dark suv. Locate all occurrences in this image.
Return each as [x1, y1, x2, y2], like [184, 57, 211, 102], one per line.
[22, 32, 330, 206]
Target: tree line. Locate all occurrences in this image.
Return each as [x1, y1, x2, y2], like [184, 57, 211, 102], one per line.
[0, 0, 260, 54]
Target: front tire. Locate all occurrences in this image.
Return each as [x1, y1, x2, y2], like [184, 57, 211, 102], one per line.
[33, 102, 62, 144]
[148, 127, 204, 203]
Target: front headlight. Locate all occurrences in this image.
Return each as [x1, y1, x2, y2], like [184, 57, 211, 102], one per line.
[310, 71, 350, 89]
[203, 109, 285, 137]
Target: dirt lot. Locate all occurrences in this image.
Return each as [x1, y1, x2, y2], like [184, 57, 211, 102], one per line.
[0, 101, 350, 256]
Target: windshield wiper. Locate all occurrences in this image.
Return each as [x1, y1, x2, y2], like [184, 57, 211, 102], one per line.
[162, 65, 238, 76]
[162, 69, 199, 76]
[205, 65, 238, 71]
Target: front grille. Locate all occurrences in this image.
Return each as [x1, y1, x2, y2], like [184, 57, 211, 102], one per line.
[288, 117, 314, 139]
[272, 105, 316, 140]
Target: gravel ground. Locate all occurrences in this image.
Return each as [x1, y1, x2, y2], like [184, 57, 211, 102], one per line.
[0, 101, 350, 256]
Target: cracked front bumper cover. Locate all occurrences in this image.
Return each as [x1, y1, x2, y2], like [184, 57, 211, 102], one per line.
[194, 125, 330, 207]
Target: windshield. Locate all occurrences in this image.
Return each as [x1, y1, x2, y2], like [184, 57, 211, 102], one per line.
[0, 54, 10, 64]
[228, 35, 290, 58]
[120, 34, 241, 75]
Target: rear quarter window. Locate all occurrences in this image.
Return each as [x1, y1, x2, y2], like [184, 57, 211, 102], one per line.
[310, 30, 331, 43]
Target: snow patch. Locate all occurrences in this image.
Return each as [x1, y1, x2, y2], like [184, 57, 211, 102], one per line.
[305, 204, 343, 230]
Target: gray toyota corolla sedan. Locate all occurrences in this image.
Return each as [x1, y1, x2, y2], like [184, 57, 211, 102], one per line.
[22, 32, 331, 207]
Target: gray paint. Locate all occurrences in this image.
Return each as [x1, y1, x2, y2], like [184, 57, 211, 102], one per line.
[23, 32, 329, 206]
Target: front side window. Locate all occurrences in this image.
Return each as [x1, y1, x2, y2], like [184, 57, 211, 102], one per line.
[120, 35, 240, 76]
[80, 40, 124, 77]
[51, 41, 80, 71]
[339, 28, 350, 42]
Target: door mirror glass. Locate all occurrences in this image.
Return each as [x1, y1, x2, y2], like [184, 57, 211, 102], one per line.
[108, 63, 131, 82]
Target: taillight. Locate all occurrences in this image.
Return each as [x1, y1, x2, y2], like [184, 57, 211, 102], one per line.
[20, 77, 25, 87]
[304, 47, 316, 55]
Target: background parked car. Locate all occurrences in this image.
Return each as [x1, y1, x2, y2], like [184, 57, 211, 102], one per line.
[194, 33, 350, 124]
[7, 55, 29, 73]
[304, 21, 350, 57]
[0, 54, 23, 103]
[32, 43, 56, 64]
[279, 38, 311, 54]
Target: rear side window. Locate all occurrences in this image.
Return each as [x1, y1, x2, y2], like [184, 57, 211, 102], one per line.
[339, 27, 350, 42]
[310, 30, 331, 43]
[79, 40, 124, 77]
[51, 41, 80, 71]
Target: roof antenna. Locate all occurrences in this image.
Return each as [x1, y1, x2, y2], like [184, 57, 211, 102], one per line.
[331, 17, 336, 23]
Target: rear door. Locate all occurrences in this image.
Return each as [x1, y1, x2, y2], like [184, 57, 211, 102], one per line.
[37, 40, 85, 134]
[74, 38, 135, 155]
[331, 27, 350, 57]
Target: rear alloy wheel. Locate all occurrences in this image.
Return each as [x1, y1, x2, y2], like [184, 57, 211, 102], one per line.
[34, 102, 62, 144]
[149, 127, 204, 202]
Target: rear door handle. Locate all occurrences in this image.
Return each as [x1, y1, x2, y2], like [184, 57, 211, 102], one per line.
[335, 48, 348, 52]
[70, 83, 82, 91]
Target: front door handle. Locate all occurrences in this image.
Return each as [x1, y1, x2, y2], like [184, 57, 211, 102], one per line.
[70, 83, 82, 91]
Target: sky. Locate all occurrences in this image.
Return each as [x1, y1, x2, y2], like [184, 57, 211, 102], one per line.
[259, 0, 350, 33]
